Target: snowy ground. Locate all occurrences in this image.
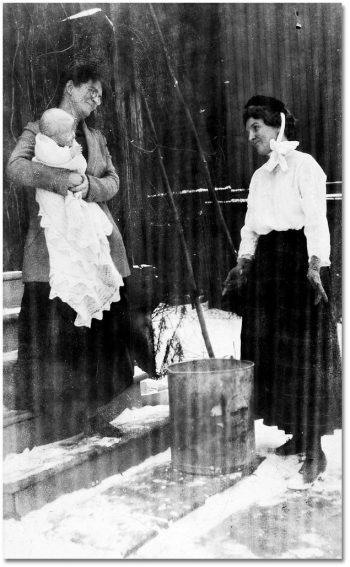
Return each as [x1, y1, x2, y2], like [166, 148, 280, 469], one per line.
[131, 424, 342, 560]
[3, 422, 342, 560]
[2, 303, 343, 560]
[152, 302, 242, 373]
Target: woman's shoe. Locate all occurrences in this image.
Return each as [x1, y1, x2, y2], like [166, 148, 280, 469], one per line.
[287, 450, 327, 490]
[299, 450, 327, 484]
[275, 435, 304, 456]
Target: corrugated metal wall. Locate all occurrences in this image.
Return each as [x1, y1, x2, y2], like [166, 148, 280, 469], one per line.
[219, 3, 342, 187]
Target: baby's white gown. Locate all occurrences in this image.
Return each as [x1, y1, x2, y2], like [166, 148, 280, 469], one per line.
[34, 133, 124, 327]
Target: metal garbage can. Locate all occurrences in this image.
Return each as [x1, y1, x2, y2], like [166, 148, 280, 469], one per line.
[167, 358, 255, 475]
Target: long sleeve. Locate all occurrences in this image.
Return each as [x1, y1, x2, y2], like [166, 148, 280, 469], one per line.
[238, 180, 260, 258]
[236, 151, 331, 265]
[83, 126, 120, 203]
[297, 155, 330, 265]
[6, 122, 72, 195]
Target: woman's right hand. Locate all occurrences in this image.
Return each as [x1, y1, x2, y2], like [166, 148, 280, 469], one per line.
[222, 257, 253, 296]
[68, 173, 89, 199]
[68, 172, 84, 188]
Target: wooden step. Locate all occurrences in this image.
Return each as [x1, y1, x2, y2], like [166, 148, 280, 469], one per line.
[3, 307, 20, 352]
[3, 271, 22, 353]
[3, 349, 17, 365]
[3, 408, 39, 458]
[3, 307, 20, 321]
[3, 359, 152, 456]
[3, 380, 145, 456]
[3, 271, 23, 309]
[3, 405, 170, 519]
[3, 350, 17, 409]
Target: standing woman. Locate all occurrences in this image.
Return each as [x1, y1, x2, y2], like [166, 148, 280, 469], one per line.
[224, 96, 342, 487]
[6, 63, 133, 438]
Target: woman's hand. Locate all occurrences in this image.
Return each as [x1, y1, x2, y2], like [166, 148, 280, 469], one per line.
[307, 256, 328, 305]
[222, 257, 253, 296]
[68, 173, 89, 199]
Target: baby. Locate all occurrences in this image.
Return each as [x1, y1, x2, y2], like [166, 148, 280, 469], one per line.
[34, 108, 124, 327]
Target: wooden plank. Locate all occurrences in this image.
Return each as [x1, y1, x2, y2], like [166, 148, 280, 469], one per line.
[3, 418, 170, 518]
[3, 271, 22, 281]
[3, 278, 23, 309]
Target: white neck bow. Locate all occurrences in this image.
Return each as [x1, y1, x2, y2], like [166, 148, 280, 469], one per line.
[263, 112, 299, 172]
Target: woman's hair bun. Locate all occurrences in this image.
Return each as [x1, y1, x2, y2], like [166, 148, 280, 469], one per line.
[244, 95, 286, 114]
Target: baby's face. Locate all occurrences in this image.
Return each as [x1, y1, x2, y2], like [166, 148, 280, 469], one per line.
[53, 125, 75, 148]
[49, 115, 76, 148]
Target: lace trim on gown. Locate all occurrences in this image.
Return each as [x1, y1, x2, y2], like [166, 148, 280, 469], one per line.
[36, 190, 124, 327]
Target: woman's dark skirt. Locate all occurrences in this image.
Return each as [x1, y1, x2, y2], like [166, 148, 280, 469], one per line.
[11, 282, 134, 428]
[240, 229, 342, 436]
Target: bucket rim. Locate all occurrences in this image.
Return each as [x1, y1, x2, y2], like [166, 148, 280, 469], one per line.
[167, 357, 254, 374]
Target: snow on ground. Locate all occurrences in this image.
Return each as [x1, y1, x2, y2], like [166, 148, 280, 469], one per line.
[4, 450, 172, 560]
[131, 423, 342, 559]
[109, 404, 169, 429]
[3, 421, 342, 559]
[3, 435, 120, 485]
[3, 405, 170, 486]
[152, 302, 241, 370]
[3, 304, 343, 559]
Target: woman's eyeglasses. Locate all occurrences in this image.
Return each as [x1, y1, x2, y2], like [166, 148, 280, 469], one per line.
[88, 87, 102, 104]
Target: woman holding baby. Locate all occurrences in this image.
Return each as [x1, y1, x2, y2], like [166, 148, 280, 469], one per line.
[6, 63, 134, 438]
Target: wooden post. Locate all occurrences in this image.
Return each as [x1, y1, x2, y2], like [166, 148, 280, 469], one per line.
[142, 93, 215, 359]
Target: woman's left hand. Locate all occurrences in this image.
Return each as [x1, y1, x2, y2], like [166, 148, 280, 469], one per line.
[70, 174, 89, 199]
[307, 256, 328, 305]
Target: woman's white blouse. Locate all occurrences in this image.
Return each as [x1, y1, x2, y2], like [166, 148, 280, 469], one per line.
[238, 150, 331, 266]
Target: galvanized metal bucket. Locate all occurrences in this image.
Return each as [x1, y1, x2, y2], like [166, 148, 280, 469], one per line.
[167, 358, 255, 476]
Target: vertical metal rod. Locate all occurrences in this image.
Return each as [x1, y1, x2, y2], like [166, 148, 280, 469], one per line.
[148, 3, 238, 261]
[142, 94, 215, 358]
